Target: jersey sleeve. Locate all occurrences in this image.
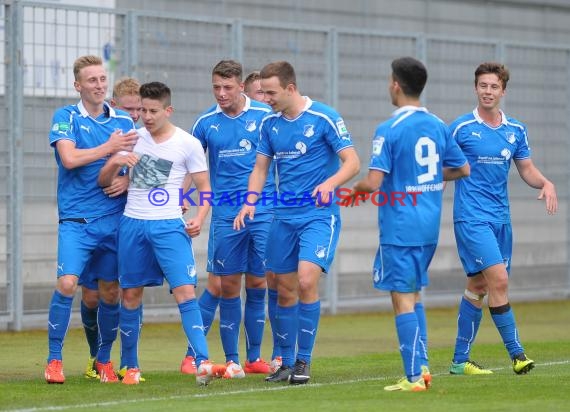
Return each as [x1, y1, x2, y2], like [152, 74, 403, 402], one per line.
[185, 134, 208, 173]
[513, 125, 531, 160]
[442, 126, 468, 168]
[368, 123, 391, 174]
[324, 110, 354, 153]
[257, 117, 274, 158]
[49, 108, 76, 147]
[191, 118, 208, 151]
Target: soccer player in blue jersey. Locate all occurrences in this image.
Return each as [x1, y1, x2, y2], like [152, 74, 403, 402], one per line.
[188, 60, 274, 379]
[346, 57, 470, 391]
[245, 69, 283, 373]
[448, 62, 557, 376]
[99, 81, 226, 385]
[235, 60, 361, 384]
[79, 76, 143, 381]
[45, 55, 138, 384]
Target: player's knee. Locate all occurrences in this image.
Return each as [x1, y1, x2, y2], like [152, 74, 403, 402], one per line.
[207, 273, 222, 296]
[245, 274, 266, 289]
[57, 275, 78, 296]
[491, 276, 509, 294]
[173, 285, 197, 304]
[98, 281, 120, 304]
[122, 288, 144, 309]
[81, 288, 99, 308]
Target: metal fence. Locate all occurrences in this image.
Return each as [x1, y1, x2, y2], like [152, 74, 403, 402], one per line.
[1, 1, 569, 330]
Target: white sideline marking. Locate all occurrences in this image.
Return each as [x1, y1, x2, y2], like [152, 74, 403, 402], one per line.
[8, 360, 570, 412]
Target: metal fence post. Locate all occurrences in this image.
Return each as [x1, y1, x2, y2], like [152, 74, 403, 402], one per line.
[327, 27, 338, 108]
[231, 19, 243, 63]
[567, 50, 570, 297]
[6, 0, 24, 331]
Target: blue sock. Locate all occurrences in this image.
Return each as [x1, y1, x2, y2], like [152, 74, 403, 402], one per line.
[490, 304, 524, 358]
[198, 289, 220, 337]
[244, 287, 266, 362]
[96, 300, 119, 363]
[219, 296, 242, 363]
[297, 301, 321, 363]
[453, 297, 483, 363]
[179, 299, 209, 367]
[80, 301, 99, 358]
[47, 290, 73, 362]
[276, 303, 299, 367]
[414, 302, 429, 367]
[395, 312, 421, 382]
[267, 288, 281, 359]
[119, 305, 142, 369]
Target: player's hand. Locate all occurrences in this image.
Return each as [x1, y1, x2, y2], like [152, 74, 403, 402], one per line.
[185, 217, 203, 238]
[107, 129, 139, 154]
[338, 188, 359, 207]
[103, 175, 129, 197]
[311, 181, 335, 207]
[114, 152, 139, 168]
[538, 180, 558, 215]
[181, 200, 190, 215]
[234, 205, 255, 230]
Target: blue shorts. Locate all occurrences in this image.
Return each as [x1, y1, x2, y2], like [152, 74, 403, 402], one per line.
[454, 221, 512, 276]
[58, 212, 121, 285]
[118, 216, 198, 289]
[373, 243, 436, 293]
[208, 214, 272, 276]
[80, 248, 118, 290]
[265, 214, 341, 274]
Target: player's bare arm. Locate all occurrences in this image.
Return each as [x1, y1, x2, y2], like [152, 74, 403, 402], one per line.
[515, 158, 558, 215]
[312, 147, 360, 206]
[340, 169, 384, 207]
[234, 154, 270, 230]
[103, 175, 129, 197]
[185, 170, 211, 238]
[98, 152, 139, 187]
[181, 173, 193, 214]
[56, 129, 138, 170]
[442, 162, 470, 181]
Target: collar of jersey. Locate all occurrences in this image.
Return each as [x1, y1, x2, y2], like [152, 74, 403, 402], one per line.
[77, 100, 116, 118]
[472, 107, 507, 125]
[392, 105, 428, 116]
[215, 93, 252, 115]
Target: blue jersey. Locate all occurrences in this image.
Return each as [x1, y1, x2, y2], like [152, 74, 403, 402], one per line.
[450, 109, 531, 224]
[370, 106, 467, 246]
[193, 96, 275, 219]
[258, 97, 354, 217]
[49, 101, 135, 219]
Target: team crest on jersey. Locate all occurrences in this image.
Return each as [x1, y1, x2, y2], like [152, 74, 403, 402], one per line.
[372, 136, 385, 156]
[245, 120, 257, 132]
[315, 245, 326, 259]
[501, 148, 512, 160]
[295, 141, 307, 155]
[505, 132, 516, 144]
[239, 139, 252, 151]
[303, 124, 315, 138]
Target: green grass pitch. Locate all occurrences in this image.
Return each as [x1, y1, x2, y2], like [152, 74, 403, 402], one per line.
[1, 300, 569, 411]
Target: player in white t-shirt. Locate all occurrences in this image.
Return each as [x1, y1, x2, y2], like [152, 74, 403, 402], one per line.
[98, 81, 226, 385]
